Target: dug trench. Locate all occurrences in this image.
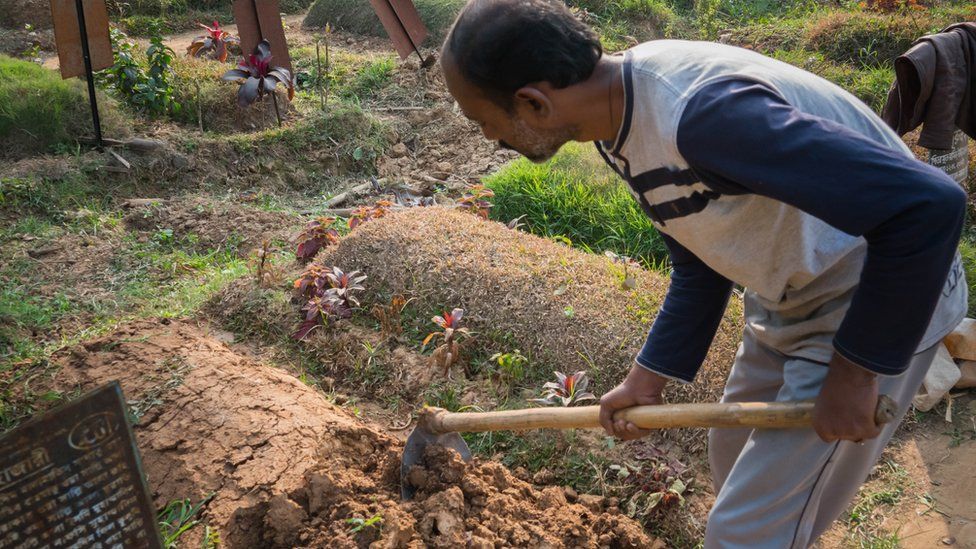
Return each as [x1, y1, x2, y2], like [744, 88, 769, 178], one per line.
[49, 318, 661, 548]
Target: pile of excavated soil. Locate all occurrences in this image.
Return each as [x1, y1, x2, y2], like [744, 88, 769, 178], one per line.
[50, 319, 660, 548]
[123, 196, 298, 255]
[316, 207, 742, 407]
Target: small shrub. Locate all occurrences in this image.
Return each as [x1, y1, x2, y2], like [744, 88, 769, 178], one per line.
[293, 265, 366, 339]
[294, 217, 341, 263]
[456, 185, 494, 220]
[104, 25, 181, 116]
[489, 349, 527, 383]
[186, 20, 241, 62]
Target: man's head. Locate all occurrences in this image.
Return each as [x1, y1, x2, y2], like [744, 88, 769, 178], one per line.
[441, 0, 602, 162]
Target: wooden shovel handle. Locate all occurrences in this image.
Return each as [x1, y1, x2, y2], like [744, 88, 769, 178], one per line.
[424, 395, 898, 434]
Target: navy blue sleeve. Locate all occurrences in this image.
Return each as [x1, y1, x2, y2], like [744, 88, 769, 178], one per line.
[676, 79, 966, 375]
[636, 233, 734, 382]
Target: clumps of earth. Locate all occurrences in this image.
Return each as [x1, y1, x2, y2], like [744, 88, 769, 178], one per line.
[49, 319, 660, 548]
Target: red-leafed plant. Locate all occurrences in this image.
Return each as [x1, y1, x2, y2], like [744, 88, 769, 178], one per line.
[294, 217, 341, 263]
[532, 371, 596, 406]
[293, 266, 366, 339]
[222, 40, 294, 125]
[348, 200, 394, 230]
[423, 308, 473, 377]
[186, 20, 241, 62]
[457, 185, 494, 220]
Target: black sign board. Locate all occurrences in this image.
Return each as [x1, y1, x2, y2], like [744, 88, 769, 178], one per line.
[0, 382, 162, 547]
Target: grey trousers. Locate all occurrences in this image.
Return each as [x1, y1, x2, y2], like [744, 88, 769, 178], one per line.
[705, 326, 938, 548]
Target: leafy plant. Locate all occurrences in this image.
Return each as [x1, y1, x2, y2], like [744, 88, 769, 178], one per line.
[532, 371, 596, 406]
[348, 200, 394, 230]
[423, 308, 473, 376]
[104, 24, 181, 116]
[456, 185, 494, 220]
[186, 20, 241, 62]
[294, 216, 340, 263]
[293, 266, 366, 339]
[489, 349, 527, 383]
[346, 513, 383, 534]
[221, 39, 295, 125]
[157, 493, 215, 547]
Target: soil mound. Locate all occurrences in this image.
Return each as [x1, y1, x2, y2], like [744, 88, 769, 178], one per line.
[51, 319, 658, 547]
[316, 207, 741, 405]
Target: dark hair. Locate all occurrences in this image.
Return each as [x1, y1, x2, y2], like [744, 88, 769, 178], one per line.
[444, 0, 603, 111]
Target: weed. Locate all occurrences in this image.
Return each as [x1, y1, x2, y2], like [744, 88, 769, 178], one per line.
[346, 513, 383, 534]
[489, 349, 528, 383]
[157, 493, 215, 548]
[104, 25, 181, 116]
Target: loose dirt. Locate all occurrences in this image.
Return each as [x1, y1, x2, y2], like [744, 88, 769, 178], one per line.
[50, 319, 660, 548]
[123, 196, 297, 254]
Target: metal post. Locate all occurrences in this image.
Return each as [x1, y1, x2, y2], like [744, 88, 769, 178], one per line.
[74, 0, 103, 147]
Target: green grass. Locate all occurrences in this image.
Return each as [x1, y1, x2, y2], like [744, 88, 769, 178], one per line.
[958, 234, 976, 318]
[305, 0, 465, 43]
[0, 56, 125, 158]
[485, 142, 668, 269]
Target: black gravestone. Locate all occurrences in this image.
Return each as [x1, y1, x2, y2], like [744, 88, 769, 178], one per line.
[0, 382, 162, 548]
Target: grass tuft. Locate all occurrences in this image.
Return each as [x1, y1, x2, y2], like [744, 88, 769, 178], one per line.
[485, 142, 668, 269]
[0, 55, 127, 158]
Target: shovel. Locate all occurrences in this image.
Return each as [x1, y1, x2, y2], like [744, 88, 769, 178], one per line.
[400, 394, 897, 499]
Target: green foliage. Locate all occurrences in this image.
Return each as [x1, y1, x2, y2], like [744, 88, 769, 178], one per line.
[346, 514, 383, 534]
[157, 493, 215, 548]
[0, 56, 124, 158]
[104, 26, 181, 116]
[958, 235, 976, 318]
[341, 59, 395, 102]
[305, 0, 465, 42]
[489, 349, 527, 383]
[485, 142, 668, 269]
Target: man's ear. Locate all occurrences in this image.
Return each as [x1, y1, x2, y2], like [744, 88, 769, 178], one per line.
[513, 86, 553, 120]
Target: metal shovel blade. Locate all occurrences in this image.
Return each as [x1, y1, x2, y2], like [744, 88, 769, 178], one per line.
[400, 425, 471, 500]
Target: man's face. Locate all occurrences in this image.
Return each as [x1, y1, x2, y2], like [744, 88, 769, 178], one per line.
[442, 56, 576, 163]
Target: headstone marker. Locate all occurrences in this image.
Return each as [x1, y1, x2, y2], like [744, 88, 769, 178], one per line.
[929, 129, 970, 188]
[233, 0, 292, 71]
[0, 382, 162, 548]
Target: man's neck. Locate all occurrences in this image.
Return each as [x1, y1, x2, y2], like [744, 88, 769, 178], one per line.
[565, 54, 627, 144]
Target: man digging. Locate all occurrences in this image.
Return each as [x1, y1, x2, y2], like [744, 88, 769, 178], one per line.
[440, 0, 967, 546]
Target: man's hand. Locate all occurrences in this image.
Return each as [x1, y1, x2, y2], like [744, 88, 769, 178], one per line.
[599, 364, 669, 440]
[812, 353, 882, 443]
